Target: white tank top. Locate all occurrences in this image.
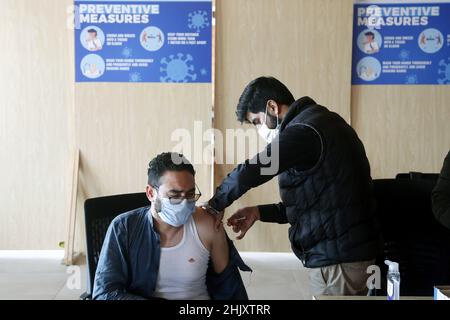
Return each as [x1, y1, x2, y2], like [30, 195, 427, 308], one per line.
[153, 215, 211, 300]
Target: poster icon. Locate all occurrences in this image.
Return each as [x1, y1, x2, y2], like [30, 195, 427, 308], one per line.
[438, 58, 450, 84]
[418, 28, 443, 54]
[140, 26, 165, 52]
[80, 54, 105, 79]
[80, 26, 105, 52]
[405, 74, 418, 85]
[188, 10, 210, 33]
[160, 53, 197, 83]
[357, 29, 382, 55]
[357, 57, 381, 82]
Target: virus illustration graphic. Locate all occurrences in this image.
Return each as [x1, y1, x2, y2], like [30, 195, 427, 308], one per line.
[398, 49, 410, 61]
[437, 58, 450, 84]
[405, 74, 418, 85]
[200, 68, 208, 76]
[188, 10, 210, 33]
[122, 47, 133, 58]
[160, 53, 197, 83]
[129, 72, 142, 82]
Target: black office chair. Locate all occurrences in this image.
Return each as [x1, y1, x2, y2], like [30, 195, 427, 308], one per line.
[80, 192, 149, 300]
[395, 171, 440, 182]
[373, 172, 450, 296]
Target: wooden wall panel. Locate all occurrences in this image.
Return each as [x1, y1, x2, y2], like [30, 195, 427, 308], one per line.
[0, 0, 74, 249]
[214, 0, 354, 252]
[352, 86, 450, 179]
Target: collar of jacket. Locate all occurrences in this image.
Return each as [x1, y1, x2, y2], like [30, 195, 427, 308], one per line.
[280, 96, 317, 132]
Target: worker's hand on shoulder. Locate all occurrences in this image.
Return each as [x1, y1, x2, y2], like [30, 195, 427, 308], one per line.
[227, 206, 260, 240]
[199, 202, 225, 231]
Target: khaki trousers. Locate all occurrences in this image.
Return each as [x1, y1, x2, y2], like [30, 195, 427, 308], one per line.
[308, 259, 376, 297]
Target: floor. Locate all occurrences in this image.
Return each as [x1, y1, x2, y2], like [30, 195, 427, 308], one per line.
[0, 251, 311, 300]
[240, 252, 311, 300]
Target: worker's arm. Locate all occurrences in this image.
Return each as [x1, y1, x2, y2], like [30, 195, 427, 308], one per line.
[257, 202, 288, 224]
[209, 124, 322, 212]
[432, 150, 450, 229]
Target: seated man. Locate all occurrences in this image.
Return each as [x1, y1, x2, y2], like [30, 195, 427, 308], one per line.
[93, 152, 250, 300]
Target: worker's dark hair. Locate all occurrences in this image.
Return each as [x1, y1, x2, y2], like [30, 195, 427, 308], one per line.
[365, 31, 375, 38]
[88, 29, 97, 35]
[236, 77, 295, 124]
[147, 152, 195, 187]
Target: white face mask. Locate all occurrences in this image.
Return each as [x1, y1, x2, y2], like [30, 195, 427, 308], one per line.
[258, 106, 280, 143]
[157, 198, 196, 227]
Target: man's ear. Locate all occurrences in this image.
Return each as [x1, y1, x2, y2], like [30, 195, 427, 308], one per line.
[266, 100, 279, 116]
[146, 185, 156, 202]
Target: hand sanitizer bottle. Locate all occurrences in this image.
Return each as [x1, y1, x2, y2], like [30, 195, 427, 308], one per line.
[385, 260, 400, 300]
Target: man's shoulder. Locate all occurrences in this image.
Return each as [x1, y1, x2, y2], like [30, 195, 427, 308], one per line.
[193, 207, 215, 229]
[193, 207, 223, 244]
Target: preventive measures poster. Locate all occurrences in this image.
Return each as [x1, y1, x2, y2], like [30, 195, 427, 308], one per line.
[75, 0, 212, 83]
[352, 0, 450, 85]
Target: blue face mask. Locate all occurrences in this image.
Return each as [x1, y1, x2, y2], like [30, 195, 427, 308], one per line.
[157, 198, 196, 227]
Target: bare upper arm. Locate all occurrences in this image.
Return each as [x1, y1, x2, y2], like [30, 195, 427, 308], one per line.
[193, 208, 229, 273]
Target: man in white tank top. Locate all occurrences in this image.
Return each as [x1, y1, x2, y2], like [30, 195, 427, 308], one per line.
[146, 153, 229, 300]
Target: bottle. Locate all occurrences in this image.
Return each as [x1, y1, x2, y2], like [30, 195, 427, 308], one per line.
[385, 260, 400, 300]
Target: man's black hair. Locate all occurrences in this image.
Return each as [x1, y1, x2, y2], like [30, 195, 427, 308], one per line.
[147, 152, 195, 187]
[365, 31, 375, 38]
[236, 76, 295, 124]
[88, 29, 97, 35]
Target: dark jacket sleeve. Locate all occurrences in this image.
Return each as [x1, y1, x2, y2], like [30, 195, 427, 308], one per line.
[209, 124, 321, 212]
[432, 150, 450, 229]
[92, 217, 147, 300]
[206, 237, 252, 300]
[258, 202, 288, 224]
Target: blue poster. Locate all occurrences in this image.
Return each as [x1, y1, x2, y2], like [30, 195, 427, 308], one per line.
[352, 0, 450, 85]
[75, 0, 212, 83]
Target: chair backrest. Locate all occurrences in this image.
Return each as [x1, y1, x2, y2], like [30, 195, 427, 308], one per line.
[84, 192, 150, 296]
[395, 172, 440, 182]
[373, 173, 450, 296]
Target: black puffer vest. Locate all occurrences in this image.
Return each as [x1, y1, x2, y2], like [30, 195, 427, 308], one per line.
[280, 97, 382, 268]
